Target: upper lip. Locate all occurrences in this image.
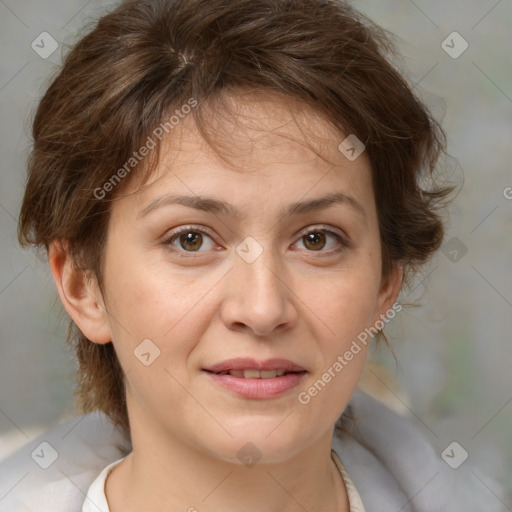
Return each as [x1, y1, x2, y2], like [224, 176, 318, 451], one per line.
[204, 358, 306, 373]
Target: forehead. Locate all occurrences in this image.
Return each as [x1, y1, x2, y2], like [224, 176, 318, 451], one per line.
[117, 90, 374, 216]
[175, 91, 361, 168]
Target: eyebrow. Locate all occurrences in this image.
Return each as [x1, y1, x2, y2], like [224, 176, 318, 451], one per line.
[137, 191, 366, 222]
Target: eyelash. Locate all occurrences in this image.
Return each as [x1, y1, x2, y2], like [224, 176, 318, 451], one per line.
[161, 225, 349, 258]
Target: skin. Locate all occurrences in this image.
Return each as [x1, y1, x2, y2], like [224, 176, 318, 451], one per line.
[49, 91, 402, 512]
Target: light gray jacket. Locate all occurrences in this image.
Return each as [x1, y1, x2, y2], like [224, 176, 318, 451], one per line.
[0, 389, 506, 511]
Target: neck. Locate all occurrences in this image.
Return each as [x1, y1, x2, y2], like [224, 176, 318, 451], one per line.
[106, 417, 349, 512]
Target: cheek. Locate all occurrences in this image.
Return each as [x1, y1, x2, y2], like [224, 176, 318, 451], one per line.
[104, 262, 200, 409]
[104, 254, 211, 369]
[297, 276, 377, 425]
[315, 266, 382, 343]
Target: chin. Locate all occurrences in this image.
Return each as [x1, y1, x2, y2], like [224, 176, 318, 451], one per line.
[199, 424, 310, 466]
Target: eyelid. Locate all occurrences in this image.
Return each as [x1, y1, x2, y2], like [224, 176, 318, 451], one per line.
[164, 224, 216, 240]
[295, 224, 347, 242]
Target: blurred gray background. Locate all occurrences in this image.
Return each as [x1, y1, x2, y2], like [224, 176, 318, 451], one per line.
[1, 0, 511, 505]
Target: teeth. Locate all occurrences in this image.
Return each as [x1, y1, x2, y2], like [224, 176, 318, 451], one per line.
[243, 369, 261, 379]
[221, 369, 288, 378]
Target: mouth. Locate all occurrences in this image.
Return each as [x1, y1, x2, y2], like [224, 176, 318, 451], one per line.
[203, 358, 307, 377]
[203, 369, 307, 379]
[202, 358, 307, 398]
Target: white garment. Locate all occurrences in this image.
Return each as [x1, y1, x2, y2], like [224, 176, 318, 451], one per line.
[331, 450, 366, 512]
[81, 459, 118, 512]
[81, 450, 366, 512]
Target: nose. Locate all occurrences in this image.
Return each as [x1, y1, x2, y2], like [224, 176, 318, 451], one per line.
[220, 244, 298, 337]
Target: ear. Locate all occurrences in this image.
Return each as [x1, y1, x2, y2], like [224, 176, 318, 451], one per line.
[374, 262, 403, 322]
[48, 240, 111, 345]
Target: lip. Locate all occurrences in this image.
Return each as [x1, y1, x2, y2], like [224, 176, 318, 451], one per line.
[203, 358, 306, 373]
[202, 358, 307, 399]
[204, 371, 307, 399]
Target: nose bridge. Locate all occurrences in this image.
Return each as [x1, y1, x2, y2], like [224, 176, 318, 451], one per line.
[237, 238, 286, 308]
[223, 237, 296, 336]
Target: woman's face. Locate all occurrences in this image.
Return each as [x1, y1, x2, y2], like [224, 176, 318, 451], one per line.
[97, 92, 401, 464]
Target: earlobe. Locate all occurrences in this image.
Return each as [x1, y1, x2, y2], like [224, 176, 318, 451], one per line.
[48, 241, 112, 345]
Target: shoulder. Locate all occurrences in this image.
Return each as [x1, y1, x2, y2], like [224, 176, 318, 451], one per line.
[0, 412, 130, 512]
[332, 388, 507, 512]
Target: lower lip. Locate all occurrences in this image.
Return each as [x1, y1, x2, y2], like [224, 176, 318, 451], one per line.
[204, 371, 307, 399]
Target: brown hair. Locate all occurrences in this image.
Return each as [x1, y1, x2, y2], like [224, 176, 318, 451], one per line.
[17, 0, 453, 434]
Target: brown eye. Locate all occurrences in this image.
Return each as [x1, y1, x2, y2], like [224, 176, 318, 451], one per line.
[303, 232, 327, 251]
[178, 231, 203, 251]
[163, 227, 216, 254]
[295, 228, 348, 254]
